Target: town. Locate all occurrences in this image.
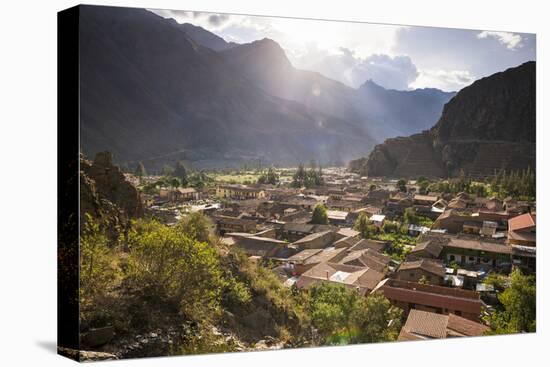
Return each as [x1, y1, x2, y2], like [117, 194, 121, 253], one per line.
[128, 162, 536, 341]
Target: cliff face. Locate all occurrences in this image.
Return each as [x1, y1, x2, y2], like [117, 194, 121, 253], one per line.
[80, 151, 143, 239]
[355, 61, 535, 178]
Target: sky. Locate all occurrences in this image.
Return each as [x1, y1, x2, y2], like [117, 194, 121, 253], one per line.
[149, 9, 535, 92]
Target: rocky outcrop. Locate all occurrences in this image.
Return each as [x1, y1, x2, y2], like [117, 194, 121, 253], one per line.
[80, 151, 143, 239]
[354, 61, 535, 178]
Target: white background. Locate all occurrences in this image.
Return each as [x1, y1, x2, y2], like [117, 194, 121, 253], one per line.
[0, 0, 547, 365]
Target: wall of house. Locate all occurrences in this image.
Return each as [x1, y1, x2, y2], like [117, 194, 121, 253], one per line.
[395, 269, 443, 285]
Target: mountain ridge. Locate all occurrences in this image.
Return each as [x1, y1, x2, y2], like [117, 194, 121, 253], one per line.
[351, 61, 535, 178]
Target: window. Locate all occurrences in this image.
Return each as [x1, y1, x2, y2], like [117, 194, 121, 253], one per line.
[449, 255, 455, 262]
[409, 272, 415, 277]
[469, 256, 475, 262]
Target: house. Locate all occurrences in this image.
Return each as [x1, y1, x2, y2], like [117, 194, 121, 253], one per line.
[326, 210, 350, 226]
[348, 238, 390, 253]
[395, 259, 446, 285]
[286, 247, 347, 275]
[398, 309, 489, 340]
[508, 213, 536, 246]
[439, 235, 512, 269]
[292, 230, 336, 249]
[174, 187, 199, 202]
[159, 187, 198, 202]
[370, 214, 386, 227]
[364, 189, 390, 205]
[214, 216, 257, 235]
[216, 185, 266, 200]
[373, 279, 485, 321]
[279, 223, 335, 242]
[229, 233, 289, 258]
[333, 235, 362, 249]
[409, 239, 444, 259]
[480, 221, 498, 237]
[297, 262, 385, 295]
[413, 194, 439, 206]
[337, 248, 391, 273]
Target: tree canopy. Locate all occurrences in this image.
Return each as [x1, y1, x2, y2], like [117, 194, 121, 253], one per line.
[311, 204, 329, 225]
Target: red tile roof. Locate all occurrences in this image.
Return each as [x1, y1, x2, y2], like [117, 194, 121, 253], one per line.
[508, 213, 536, 232]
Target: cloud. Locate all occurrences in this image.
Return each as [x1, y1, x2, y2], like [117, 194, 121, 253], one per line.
[477, 31, 523, 50]
[293, 47, 418, 90]
[410, 69, 475, 92]
[207, 14, 230, 27]
[357, 54, 419, 90]
[147, 9, 535, 91]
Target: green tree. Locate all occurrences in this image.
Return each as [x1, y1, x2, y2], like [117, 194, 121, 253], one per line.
[354, 212, 376, 238]
[397, 179, 407, 192]
[485, 268, 536, 334]
[354, 292, 402, 343]
[311, 204, 329, 225]
[134, 161, 147, 178]
[127, 219, 225, 322]
[176, 212, 213, 244]
[307, 283, 401, 344]
[79, 214, 117, 307]
[174, 161, 188, 186]
[170, 177, 181, 189]
[403, 207, 419, 225]
[292, 163, 307, 188]
[258, 167, 279, 185]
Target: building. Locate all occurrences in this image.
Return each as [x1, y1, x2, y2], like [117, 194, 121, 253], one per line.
[286, 247, 347, 275]
[297, 262, 385, 295]
[292, 230, 336, 250]
[508, 213, 536, 246]
[373, 279, 485, 321]
[337, 248, 390, 273]
[441, 236, 512, 269]
[279, 223, 335, 242]
[229, 233, 289, 258]
[409, 239, 444, 259]
[159, 187, 198, 202]
[370, 214, 386, 227]
[214, 216, 257, 235]
[398, 309, 489, 341]
[326, 210, 350, 226]
[413, 194, 439, 206]
[216, 185, 266, 200]
[395, 259, 446, 285]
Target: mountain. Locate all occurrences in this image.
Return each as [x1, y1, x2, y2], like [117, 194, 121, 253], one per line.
[218, 38, 454, 141]
[176, 22, 237, 51]
[351, 61, 536, 178]
[79, 5, 377, 170]
[357, 80, 455, 136]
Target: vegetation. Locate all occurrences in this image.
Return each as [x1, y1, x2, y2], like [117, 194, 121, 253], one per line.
[307, 283, 402, 344]
[396, 179, 407, 192]
[173, 161, 189, 186]
[134, 161, 147, 178]
[354, 212, 377, 238]
[418, 167, 535, 200]
[257, 167, 279, 185]
[484, 268, 536, 334]
[291, 161, 324, 188]
[311, 204, 329, 225]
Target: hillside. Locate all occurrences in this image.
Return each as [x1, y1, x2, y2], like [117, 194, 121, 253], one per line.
[79, 6, 453, 170]
[351, 61, 535, 178]
[79, 5, 376, 170]
[219, 38, 454, 141]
